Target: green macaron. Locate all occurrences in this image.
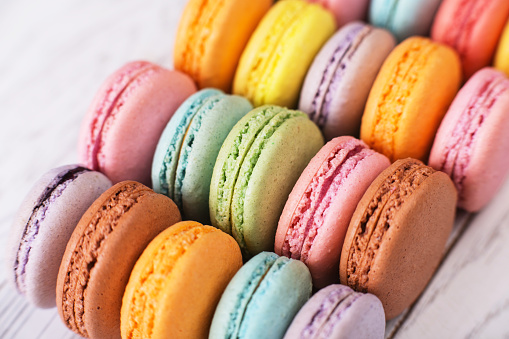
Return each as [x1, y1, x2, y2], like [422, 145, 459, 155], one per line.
[209, 105, 324, 257]
[152, 89, 252, 223]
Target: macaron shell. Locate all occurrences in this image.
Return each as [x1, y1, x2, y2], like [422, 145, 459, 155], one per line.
[237, 115, 324, 255]
[495, 20, 509, 76]
[310, 0, 369, 27]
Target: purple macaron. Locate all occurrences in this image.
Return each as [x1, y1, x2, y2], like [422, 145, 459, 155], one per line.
[6, 165, 111, 308]
[299, 21, 395, 140]
[283, 284, 385, 339]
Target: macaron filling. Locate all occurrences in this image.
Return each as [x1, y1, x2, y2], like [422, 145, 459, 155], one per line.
[232, 110, 306, 253]
[213, 107, 284, 233]
[86, 62, 158, 171]
[281, 140, 374, 262]
[369, 39, 437, 159]
[13, 166, 89, 294]
[309, 24, 371, 128]
[345, 161, 434, 291]
[124, 224, 214, 338]
[439, 75, 509, 196]
[61, 182, 151, 337]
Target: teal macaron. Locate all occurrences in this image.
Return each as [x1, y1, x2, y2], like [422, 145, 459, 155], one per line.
[369, 0, 443, 41]
[152, 89, 252, 223]
[209, 252, 312, 339]
[209, 105, 324, 257]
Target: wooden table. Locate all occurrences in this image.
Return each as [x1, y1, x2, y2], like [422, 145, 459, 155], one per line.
[1, 1, 508, 338]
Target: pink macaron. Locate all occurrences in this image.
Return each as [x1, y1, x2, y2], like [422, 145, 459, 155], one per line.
[307, 0, 370, 27]
[78, 61, 196, 186]
[429, 68, 509, 212]
[275, 136, 390, 288]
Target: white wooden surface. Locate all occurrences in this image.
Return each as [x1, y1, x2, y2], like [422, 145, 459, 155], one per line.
[1, 1, 508, 338]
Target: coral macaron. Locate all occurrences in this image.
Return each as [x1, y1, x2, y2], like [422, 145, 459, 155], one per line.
[275, 136, 390, 288]
[78, 61, 196, 186]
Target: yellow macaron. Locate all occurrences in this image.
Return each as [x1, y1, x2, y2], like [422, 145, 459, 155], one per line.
[233, 0, 336, 108]
[495, 20, 509, 76]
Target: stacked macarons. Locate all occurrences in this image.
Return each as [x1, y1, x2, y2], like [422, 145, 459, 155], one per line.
[7, 0, 509, 338]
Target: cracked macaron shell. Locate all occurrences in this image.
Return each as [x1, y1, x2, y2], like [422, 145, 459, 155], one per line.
[283, 284, 385, 339]
[7, 165, 111, 308]
[299, 22, 395, 139]
[209, 106, 324, 257]
[152, 89, 252, 223]
[56, 181, 181, 339]
[209, 252, 312, 339]
[121, 221, 242, 339]
[78, 61, 196, 186]
[429, 68, 509, 212]
[174, 0, 271, 92]
[274, 136, 390, 288]
[233, 0, 336, 108]
[360, 37, 461, 162]
[339, 159, 457, 319]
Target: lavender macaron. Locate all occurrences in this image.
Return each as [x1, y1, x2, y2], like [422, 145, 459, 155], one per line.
[299, 21, 395, 140]
[283, 284, 385, 339]
[6, 165, 111, 308]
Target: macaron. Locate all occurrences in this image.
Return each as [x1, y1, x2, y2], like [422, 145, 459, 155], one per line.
[233, 0, 336, 108]
[369, 0, 443, 41]
[340, 158, 457, 319]
[209, 105, 324, 257]
[494, 20, 509, 76]
[174, 0, 271, 92]
[152, 89, 252, 223]
[361, 37, 461, 162]
[306, 0, 370, 27]
[121, 221, 242, 339]
[56, 181, 181, 339]
[6, 165, 111, 308]
[299, 22, 395, 140]
[78, 61, 196, 186]
[275, 136, 390, 288]
[429, 68, 509, 212]
[283, 284, 386, 339]
[431, 0, 509, 79]
[209, 252, 312, 339]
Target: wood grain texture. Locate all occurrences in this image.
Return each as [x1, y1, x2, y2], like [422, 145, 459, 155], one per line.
[1, 0, 509, 338]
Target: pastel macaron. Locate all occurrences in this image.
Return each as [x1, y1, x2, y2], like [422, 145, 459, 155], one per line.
[299, 22, 395, 140]
[152, 89, 252, 223]
[209, 105, 324, 257]
[6, 165, 111, 308]
[369, 0, 443, 41]
[56, 181, 181, 339]
[209, 252, 312, 339]
[78, 61, 196, 186]
[494, 20, 509, 76]
[307, 0, 370, 27]
[275, 136, 390, 288]
[432, 0, 509, 78]
[283, 285, 386, 339]
[233, 0, 336, 108]
[429, 68, 509, 212]
[361, 37, 461, 162]
[174, 0, 271, 91]
[121, 221, 242, 339]
[340, 158, 457, 319]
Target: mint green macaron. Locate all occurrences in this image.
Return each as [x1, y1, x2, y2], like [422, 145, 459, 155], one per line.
[209, 105, 324, 257]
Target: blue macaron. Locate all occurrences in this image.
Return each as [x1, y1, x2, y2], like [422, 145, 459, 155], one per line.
[209, 252, 312, 339]
[369, 0, 443, 41]
[151, 89, 252, 223]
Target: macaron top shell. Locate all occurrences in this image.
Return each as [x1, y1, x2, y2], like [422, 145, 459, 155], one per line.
[340, 159, 457, 319]
[7, 165, 111, 308]
[429, 68, 509, 211]
[361, 37, 461, 162]
[308, 0, 370, 27]
[174, 0, 271, 91]
[78, 61, 196, 186]
[56, 181, 181, 339]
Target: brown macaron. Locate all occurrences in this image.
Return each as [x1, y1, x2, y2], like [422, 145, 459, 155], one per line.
[339, 158, 457, 319]
[56, 181, 181, 339]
